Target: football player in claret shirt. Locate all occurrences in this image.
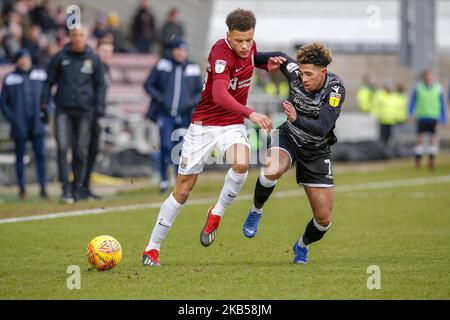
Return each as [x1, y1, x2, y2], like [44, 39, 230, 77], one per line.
[242, 43, 346, 264]
[142, 8, 286, 266]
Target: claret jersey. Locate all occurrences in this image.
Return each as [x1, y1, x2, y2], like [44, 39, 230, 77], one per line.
[192, 38, 259, 126]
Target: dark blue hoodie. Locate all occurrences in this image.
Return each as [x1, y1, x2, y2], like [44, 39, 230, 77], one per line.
[144, 56, 203, 121]
[0, 67, 47, 140]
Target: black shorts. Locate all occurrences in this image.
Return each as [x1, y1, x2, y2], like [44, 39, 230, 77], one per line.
[269, 129, 334, 187]
[417, 119, 438, 134]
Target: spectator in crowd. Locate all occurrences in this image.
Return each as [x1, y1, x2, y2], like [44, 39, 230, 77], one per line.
[131, 0, 157, 53]
[1, 0, 17, 19]
[144, 38, 202, 193]
[92, 15, 109, 40]
[29, 0, 57, 33]
[393, 83, 408, 125]
[82, 39, 114, 200]
[22, 24, 43, 65]
[373, 79, 398, 146]
[40, 26, 106, 203]
[409, 69, 447, 170]
[106, 12, 127, 53]
[2, 11, 24, 62]
[53, 5, 67, 29]
[160, 8, 184, 57]
[357, 74, 376, 114]
[0, 48, 48, 200]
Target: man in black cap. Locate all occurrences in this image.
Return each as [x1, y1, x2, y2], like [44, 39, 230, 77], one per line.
[0, 48, 49, 200]
[41, 27, 106, 203]
[144, 38, 203, 193]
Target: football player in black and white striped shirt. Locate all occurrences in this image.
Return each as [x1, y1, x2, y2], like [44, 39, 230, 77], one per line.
[242, 43, 345, 264]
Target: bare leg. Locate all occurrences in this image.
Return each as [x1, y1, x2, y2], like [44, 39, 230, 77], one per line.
[253, 148, 291, 210]
[297, 186, 334, 247]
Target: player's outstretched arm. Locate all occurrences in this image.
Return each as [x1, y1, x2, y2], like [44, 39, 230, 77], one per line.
[254, 51, 288, 73]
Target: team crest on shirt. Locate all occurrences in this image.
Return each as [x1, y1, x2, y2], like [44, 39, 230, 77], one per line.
[81, 59, 93, 74]
[329, 86, 341, 107]
[215, 60, 227, 73]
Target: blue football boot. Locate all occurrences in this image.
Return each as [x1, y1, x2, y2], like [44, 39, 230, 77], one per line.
[293, 242, 309, 264]
[243, 210, 262, 238]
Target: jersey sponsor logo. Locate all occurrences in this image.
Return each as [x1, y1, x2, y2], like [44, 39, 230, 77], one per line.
[215, 59, 227, 73]
[286, 62, 299, 73]
[329, 92, 341, 107]
[229, 77, 238, 90]
[238, 78, 252, 89]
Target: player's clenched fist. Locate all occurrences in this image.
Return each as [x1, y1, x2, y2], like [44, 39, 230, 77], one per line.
[249, 112, 273, 131]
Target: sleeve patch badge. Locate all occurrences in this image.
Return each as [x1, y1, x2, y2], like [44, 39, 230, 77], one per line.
[215, 60, 227, 73]
[329, 92, 341, 107]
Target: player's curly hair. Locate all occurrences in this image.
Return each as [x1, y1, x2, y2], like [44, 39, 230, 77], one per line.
[226, 8, 256, 32]
[296, 43, 332, 67]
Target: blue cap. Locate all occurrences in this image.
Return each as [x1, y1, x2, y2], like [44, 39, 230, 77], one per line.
[14, 48, 31, 62]
[169, 38, 188, 50]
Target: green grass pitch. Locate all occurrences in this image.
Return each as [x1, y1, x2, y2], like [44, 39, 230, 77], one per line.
[1, 155, 449, 299]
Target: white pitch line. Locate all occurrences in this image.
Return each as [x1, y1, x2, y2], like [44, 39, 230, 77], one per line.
[1, 175, 450, 225]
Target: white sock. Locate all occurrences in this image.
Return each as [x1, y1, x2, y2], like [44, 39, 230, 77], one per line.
[414, 144, 425, 156]
[146, 193, 183, 251]
[298, 237, 307, 248]
[313, 218, 331, 231]
[212, 168, 248, 217]
[259, 173, 277, 188]
[252, 204, 263, 214]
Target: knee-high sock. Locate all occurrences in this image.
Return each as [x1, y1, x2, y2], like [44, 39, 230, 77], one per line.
[212, 168, 248, 217]
[252, 174, 277, 213]
[298, 218, 331, 247]
[146, 193, 183, 251]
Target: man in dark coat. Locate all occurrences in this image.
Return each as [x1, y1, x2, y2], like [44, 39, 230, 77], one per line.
[41, 27, 106, 203]
[0, 49, 48, 199]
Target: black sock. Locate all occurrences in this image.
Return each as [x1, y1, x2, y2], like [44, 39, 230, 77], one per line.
[302, 219, 329, 246]
[253, 176, 276, 209]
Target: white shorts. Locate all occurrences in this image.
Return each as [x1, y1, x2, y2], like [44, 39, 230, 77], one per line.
[177, 123, 250, 175]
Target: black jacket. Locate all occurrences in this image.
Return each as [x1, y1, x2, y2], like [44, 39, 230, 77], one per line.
[41, 44, 106, 115]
